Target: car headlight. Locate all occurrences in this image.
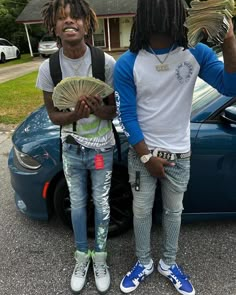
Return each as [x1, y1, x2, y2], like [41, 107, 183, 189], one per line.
[14, 147, 41, 170]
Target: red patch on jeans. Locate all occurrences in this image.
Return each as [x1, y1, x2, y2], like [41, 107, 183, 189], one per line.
[94, 154, 104, 169]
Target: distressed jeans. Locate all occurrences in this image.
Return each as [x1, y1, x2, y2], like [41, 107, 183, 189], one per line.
[62, 142, 113, 253]
[128, 148, 190, 266]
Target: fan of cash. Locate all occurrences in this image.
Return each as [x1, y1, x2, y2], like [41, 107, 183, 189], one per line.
[185, 0, 236, 47]
[52, 76, 114, 110]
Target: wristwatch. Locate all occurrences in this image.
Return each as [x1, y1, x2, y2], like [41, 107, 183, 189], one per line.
[140, 153, 153, 164]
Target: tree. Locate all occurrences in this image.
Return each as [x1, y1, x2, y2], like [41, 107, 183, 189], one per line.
[0, 0, 44, 53]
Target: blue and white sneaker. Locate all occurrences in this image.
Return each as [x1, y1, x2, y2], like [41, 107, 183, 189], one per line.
[120, 260, 154, 293]
[158, 260, 195, 295]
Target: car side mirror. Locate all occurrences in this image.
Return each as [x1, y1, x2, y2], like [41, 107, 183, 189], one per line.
[221, 106, 236, 123]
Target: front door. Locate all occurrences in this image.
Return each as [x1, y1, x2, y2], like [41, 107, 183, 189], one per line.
[110, 18, 120, 49]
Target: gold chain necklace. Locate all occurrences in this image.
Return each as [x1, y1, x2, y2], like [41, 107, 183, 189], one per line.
[149, 45, 175, 71]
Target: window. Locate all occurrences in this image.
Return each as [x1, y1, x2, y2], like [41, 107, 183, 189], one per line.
[93, 19, 105, 47]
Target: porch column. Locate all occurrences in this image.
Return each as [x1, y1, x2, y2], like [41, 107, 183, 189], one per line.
[24, 24, 33, 57]
[106, 18, 111, 51]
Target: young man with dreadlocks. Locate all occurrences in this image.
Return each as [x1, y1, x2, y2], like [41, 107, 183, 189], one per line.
[114, 0, 236, 294]
[36, 0, 116, 293]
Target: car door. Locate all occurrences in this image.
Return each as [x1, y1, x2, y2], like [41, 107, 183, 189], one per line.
[185, 103, 236, 214]
[4, 40, 14, 58]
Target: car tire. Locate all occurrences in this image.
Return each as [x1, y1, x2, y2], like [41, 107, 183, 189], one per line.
[53, 165, 133, 237]
[1, 53, 6, 63]
[16, 51, 21, 59]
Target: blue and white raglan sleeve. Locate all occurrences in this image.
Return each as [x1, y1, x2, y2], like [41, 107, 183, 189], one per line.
[191, 43, 236, 96]
[114, 51, 144, 146]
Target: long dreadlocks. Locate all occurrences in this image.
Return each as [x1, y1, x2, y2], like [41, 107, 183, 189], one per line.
[130, 0, 188, 52]
[41, 0, 98, 37]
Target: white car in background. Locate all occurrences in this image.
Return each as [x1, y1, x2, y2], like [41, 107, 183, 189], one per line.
[38, 34, 59, 57]
[0, 38, 21, 63]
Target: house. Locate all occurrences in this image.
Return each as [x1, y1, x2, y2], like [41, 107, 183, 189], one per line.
[16, 0, 137, 56]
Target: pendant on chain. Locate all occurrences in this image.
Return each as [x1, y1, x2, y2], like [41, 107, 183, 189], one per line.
[156, 64, 169, 71]
[149, 44, 175, 72]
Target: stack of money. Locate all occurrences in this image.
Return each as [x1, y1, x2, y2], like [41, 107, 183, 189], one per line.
[52, 76, 114, 110]
[185, 0, 236, 47]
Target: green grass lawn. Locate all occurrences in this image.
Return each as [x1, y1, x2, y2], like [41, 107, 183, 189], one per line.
[0, 71, 43, 124]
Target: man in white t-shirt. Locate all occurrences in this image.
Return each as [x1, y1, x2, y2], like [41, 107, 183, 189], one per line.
[36, 0, 116, 294]
[114, 0, 236, 295]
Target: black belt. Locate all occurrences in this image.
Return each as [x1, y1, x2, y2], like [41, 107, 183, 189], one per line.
[65, 135, 79, 145]
[152, 148, 191, 161]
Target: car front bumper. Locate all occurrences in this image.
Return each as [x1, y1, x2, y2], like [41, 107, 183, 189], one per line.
[38, 48, 58, 55]
[8, 148, 50, 221]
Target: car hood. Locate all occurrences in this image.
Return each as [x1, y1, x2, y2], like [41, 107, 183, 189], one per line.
[12, 105, 60, 156]
[12, 106, 128, 166]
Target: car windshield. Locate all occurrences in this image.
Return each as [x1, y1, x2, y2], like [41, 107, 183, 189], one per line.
[191, 52, 225, 117]
[41, 36, 55, 42]
[191, 77, 221, 117]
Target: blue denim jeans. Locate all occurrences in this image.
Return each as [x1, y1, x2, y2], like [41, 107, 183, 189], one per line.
[128, 148, 190, 266]
[62, 142, 113, 253]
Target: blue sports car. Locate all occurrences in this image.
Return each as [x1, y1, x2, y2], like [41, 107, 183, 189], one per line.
[8, 76, 236, 236]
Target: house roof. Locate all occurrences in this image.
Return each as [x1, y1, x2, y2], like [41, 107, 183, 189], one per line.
[16, 0, 137, 24]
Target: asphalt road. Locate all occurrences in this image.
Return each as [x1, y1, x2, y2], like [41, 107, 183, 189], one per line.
[0, 131, 236, 295]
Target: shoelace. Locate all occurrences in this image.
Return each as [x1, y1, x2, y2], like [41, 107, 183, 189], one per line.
[127, 262, 144, 279]
[171, 265, 190, 280]
[74, 261, 88, 277]
[94, 262, 108, 278]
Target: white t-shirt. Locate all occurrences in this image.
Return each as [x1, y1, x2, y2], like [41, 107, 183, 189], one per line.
[36, 46, 116, 149]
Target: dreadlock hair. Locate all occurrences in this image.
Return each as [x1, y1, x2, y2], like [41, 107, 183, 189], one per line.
[130, 0, 188, 52]
[41, 0, 98, 38]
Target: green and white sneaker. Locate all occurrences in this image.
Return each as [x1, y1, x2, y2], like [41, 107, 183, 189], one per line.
[70, 250, 91, 293]
[92, 251, 110, 294]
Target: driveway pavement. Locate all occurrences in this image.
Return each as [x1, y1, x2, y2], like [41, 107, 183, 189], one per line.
[0, 57, 42, 84]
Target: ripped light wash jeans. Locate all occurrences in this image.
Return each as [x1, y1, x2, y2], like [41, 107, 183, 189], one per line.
[128, 148, 190, 266]
[62, 142, 113, 253]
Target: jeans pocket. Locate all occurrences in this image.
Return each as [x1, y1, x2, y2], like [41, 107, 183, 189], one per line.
[62, 142, 73, 153]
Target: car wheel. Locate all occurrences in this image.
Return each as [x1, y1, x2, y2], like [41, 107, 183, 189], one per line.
[1, 53, 6, 63]
[16, 51, 21, 59]
[53, 165, 133, 237]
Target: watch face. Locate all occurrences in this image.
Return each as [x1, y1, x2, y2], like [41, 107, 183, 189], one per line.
[140, 154, 152, 163]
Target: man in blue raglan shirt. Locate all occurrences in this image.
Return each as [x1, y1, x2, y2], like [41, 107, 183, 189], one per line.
[114, 0, 236, 295]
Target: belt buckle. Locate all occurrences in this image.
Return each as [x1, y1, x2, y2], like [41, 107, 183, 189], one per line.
[153, 148, 176, 161]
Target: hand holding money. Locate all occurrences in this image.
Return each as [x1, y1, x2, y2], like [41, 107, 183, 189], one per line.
[52, 76, 114, 111]
[84, 95, 103, 114]
[185, 0, 236, 47]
